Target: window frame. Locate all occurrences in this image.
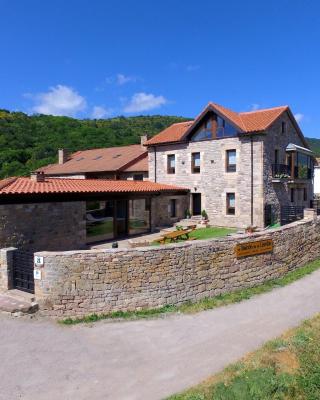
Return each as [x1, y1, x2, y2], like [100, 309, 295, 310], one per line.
[290, 188, 295, 203]
[191, 152, 201, 174]
[226, 193, 235, 215]
[170, 199, 177, 218]
[226, 149, 237, 172]
[167, 154, 176, 174]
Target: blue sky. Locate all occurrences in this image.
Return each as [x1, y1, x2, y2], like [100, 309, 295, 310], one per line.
[1, 0, 320, 137]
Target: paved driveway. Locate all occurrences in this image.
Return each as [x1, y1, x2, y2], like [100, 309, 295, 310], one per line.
[1, 269, 320, 400]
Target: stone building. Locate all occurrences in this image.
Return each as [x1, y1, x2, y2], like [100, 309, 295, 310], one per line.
[145, 102, 314, 228]
[0, 174, 188, 251]
[38, 137, 149, 181]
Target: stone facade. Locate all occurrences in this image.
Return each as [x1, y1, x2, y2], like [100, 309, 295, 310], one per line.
[149, 136, 264, 228]
[151, 194, 189, 228]
[148, 112, 313, 228]
[0, 202, 87, 252]
[33, 213, 320, 317]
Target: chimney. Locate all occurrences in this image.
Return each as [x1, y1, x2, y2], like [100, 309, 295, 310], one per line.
[31, 171, 45, 182]
[58, 149, 69, 164]
[140, 134, 149, 147]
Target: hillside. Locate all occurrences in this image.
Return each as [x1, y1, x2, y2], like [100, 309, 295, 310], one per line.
[0, 109, 319, 179]
[0, 110, 189, 178]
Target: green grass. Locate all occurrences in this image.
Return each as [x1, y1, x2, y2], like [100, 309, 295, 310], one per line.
[152, 227, 236, 246]
[189, 227, 237, 240]
[60, 258, 320, 325]
[168, 313, 320, 399]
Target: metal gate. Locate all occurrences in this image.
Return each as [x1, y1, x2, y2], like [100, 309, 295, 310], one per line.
[12, 250, 34, 293]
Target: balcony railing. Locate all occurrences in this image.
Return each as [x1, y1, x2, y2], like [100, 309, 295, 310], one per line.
[272, 164, 312, 180]
[272, 164, 291, 179]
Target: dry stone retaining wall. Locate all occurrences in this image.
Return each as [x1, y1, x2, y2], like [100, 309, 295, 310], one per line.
[34, 215, 320, 317]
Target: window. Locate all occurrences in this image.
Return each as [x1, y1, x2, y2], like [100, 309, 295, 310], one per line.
[281, 121, 287, 133]
[170, 199, 176, 218]
[191, 152, 201, 173]
[167, 154, 175, 174]
[226, 193, 235, 215]
[274, 149, 279, 164]
[191, 118, 213, 141]
[216, 117, 238, 138]
[226, 150, 236, 172]
[304, 188, 307, 202]
[133, 174, 144, 181]
[290, 188, 295, 203]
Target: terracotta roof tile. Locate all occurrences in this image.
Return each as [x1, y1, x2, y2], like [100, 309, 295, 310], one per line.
[145, 103, 290, 145]
[39, 144, 148, 175]
[145, 121, 193, 145]
[122, 155, 148, 172]
[0, 177, 187, 196]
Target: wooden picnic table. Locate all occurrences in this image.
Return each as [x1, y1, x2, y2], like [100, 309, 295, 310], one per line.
[157, 229, 195, 244]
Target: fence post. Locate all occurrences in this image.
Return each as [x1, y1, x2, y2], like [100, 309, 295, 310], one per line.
[303, 208, 317, 221]
[0, 247, 17, 292]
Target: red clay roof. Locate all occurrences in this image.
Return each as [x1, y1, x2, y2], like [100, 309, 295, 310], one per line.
[145, 121, 193, 146]
[0, 177, 187, 196]
[39, 144, 148, 175]
[145, 103, 290, 145]
[122, 156, 148, 172]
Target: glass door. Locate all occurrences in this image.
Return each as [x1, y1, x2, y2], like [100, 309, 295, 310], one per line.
[116, 200, 128, 237]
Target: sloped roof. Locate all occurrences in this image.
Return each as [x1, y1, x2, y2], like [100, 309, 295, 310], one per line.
[121, 156, 148, 172]
[0, 177, 187, 196]
[145, 103, 290, 145]
[39, 144, 148, 175]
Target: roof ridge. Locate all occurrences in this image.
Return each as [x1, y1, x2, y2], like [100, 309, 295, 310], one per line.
[240, 105, 288, 115]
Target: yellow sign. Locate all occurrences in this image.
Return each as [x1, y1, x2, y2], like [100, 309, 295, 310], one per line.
[235, 239, 273, 258]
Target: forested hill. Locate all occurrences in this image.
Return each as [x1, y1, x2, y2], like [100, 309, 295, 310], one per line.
[0, 110, 189, 178]
[0, 109, 319, 179]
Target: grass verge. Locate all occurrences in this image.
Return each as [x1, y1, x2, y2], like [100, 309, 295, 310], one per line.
[168, 313, 320, 399]
[60, 258, 320, 325]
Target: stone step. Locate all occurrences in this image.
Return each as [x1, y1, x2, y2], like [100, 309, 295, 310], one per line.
[0, 291, 38, 315]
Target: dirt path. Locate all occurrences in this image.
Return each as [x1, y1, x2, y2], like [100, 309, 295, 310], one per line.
[1, 269, 320, 400]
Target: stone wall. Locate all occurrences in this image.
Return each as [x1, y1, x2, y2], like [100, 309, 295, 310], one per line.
[34, 213, 320, 317]
[148, 136, 264, 228]
[0, 202, 86, 252]
[151, 194, 189, 228]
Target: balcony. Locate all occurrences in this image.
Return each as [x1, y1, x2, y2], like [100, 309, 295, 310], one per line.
[272, 164, 291, 179]
[272, 163, 313, 181]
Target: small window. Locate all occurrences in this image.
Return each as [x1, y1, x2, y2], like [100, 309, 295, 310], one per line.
[274, 149, 279, 164]
[145, 198, 151, 211]
[167, 154, 175, 174]
[303, 188, 307, 202]
[226, 150, 236, 172]
[191, 152, 201, 173]
[281, 121, 287, 133]
[133, 174, 144, 181]
[170, 199, 176, 218]
[226, 193, 235, 215]
[290, 188, 295, 203]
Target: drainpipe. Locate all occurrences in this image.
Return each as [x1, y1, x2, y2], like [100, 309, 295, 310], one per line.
[250, 135, 254, 226]
[154, 146, 157, 182]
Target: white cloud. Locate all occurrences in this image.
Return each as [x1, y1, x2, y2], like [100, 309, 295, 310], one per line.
[105, 73, 138, 86]
[186, 64, 200, 72]
[31, 85, 86, 116]
[123, 92, 167, 113]
[294, 113, 304, 123]
[250, 103, 260, 111]
[91, 106, 113, 119]
[116, 73, 137, 85]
